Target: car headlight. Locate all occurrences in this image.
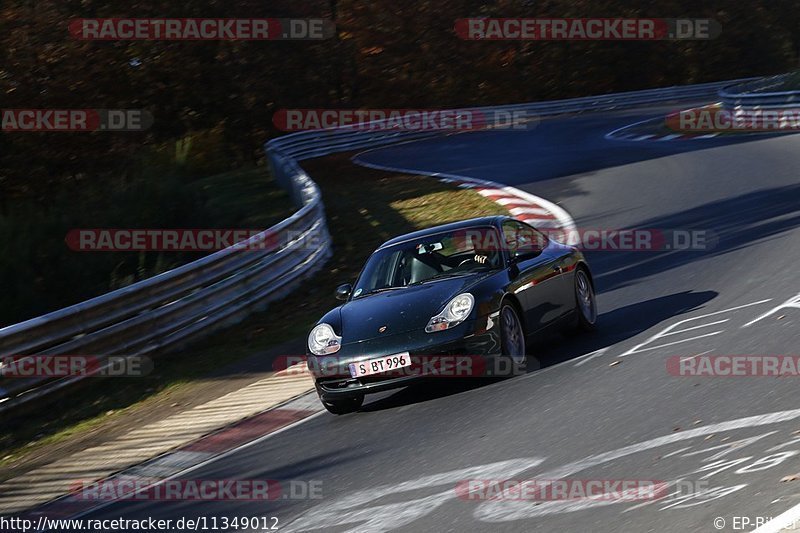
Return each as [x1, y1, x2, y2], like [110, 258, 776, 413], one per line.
[308, 323, 342, 355]
[426, 293, 475, 333]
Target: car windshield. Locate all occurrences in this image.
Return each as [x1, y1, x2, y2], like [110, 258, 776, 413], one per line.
[352, 226, 503, 297]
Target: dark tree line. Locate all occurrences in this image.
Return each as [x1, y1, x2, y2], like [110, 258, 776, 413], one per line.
[1, 0, 798, 205]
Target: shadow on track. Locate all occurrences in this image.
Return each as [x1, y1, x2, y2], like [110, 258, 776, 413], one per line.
[533, 290, 718, 367]
[590, 183, 800, 292]
[360, 290, 717, 413]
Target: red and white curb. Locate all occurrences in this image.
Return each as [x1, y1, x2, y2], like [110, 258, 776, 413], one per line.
[607, 104, 800, 142]
[24, 392, 323, 524]
[604, 115, 721, 142]
[351, 155, 578, 243]
[608, 131, 720, 141]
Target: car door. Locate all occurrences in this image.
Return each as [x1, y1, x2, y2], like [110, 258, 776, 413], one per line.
[502, 220, 571, 333]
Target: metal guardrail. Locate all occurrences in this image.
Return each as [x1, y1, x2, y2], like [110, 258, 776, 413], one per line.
[0, 151, 332, 414]
[0, 75, 755, 414]
[269, 77, 755, 163]
[720, 73, 800, 109]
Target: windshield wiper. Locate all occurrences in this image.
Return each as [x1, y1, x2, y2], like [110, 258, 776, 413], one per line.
[409, 272, 474, 285]
[354, 286, 405, 298]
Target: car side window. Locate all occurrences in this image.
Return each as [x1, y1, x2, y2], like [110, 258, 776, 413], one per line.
[502, 220, 547, 258]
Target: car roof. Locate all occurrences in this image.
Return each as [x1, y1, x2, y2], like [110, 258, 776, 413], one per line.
[377, 216, 512, 249]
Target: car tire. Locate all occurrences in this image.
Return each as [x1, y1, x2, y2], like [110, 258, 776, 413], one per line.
[500, 302, 527, 368]
[321, 394, 364, 415]
[573, 267, 598, 332]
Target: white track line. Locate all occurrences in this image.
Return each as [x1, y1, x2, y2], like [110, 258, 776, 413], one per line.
[743, 292, 800, 328]
[604, 116, 661, 141]
[573, 348, 610, 367]
[619, 299, 773, 357]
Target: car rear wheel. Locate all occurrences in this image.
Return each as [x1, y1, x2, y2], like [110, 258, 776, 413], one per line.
[321, 394, 364, 415]
[574, 268, 597, 331]
[500, 303, 526, 365]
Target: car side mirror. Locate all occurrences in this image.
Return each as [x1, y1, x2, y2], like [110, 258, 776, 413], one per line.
[335, 283, 352, 301]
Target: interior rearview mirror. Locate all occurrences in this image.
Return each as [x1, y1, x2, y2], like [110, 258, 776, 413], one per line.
[510, 249, 542, 263]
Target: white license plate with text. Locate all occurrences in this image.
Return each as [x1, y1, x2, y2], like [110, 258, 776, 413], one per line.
[349, 352, 411, 378]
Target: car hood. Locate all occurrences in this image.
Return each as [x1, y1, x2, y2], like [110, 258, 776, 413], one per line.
[339, 274, 487, 342]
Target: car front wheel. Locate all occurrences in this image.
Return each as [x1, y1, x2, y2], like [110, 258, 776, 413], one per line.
[500, 303, 526, 366]
[573, 268, 597, 331]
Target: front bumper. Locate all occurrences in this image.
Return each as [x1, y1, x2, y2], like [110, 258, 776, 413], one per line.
[310, 317, 510, 401]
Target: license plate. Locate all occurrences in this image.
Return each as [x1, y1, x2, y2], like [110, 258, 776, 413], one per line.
[349, 352, 411, 378]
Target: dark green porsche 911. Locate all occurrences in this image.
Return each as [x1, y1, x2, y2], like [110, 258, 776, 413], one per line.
[307, 216, 597, 414]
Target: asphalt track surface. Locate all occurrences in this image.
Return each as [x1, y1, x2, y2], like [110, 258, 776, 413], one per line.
[77, 105, 800, 532]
